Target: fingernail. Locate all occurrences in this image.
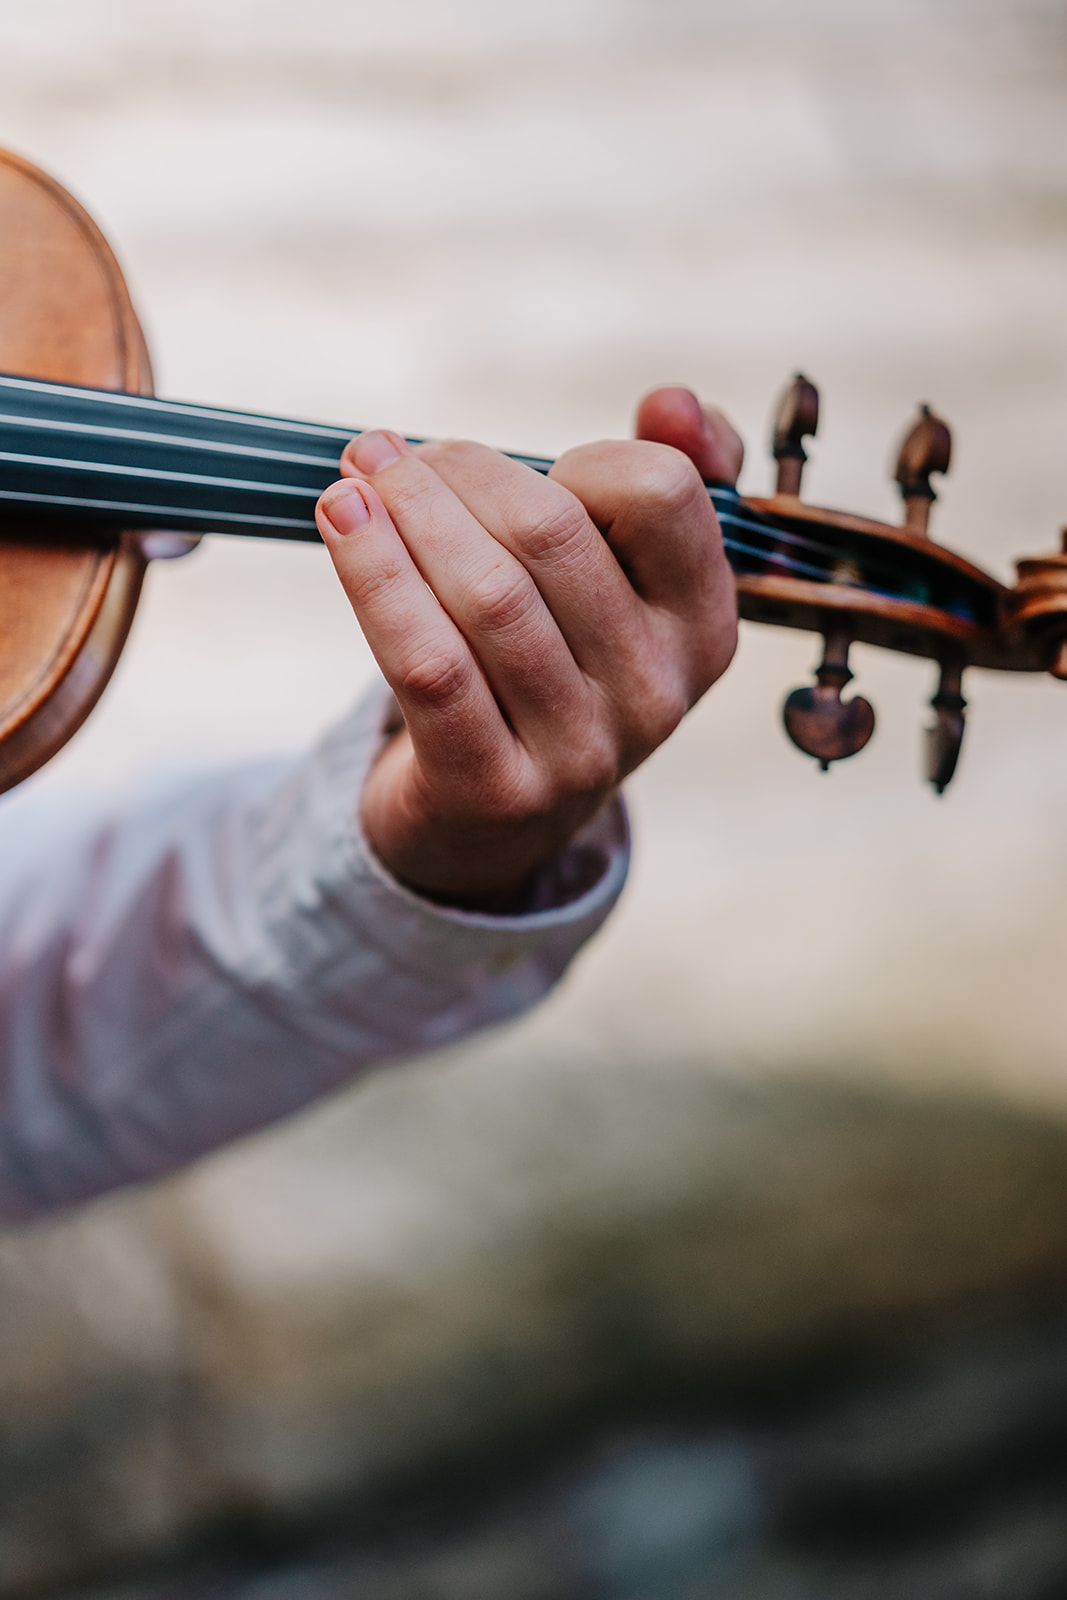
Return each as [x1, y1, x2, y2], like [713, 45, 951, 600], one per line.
[321, 480, 371, 535]
[347, 430, 402, 474]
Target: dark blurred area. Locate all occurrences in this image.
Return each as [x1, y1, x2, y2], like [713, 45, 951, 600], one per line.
[42, 1324, 1067, 1599]
[6, 1072, 1067, 1597]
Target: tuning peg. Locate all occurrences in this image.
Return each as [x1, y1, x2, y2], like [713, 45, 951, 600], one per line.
[925, 661, 966, 794]
[782, 630, 875, 770]
[894, 404, 952, 536]
[772, 373, 819, 496]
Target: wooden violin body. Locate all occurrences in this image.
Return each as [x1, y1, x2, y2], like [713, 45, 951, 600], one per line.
[2, 147, 1066, 797]
[0, 148, 151, 793]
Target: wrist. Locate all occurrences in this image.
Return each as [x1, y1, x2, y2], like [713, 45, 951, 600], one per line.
[360, 739, 616, 913]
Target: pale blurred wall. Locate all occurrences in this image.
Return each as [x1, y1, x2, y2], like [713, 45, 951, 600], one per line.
[2, 0, 1067, 1096]
[4, 10, 1067, 1583]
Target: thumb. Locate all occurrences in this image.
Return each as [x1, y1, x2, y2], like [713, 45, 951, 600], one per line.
[634, 386, 744, 486]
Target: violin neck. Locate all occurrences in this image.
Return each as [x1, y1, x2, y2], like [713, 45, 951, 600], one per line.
[0, 373, 438, 541]
[0, 372, 744, 547]
[0, 374, 815, 624]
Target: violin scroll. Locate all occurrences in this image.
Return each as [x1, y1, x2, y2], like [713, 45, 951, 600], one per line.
[1002, 528, 1067, 680]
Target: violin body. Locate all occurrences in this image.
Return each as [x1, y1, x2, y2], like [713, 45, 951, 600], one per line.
[0, 148, 150, 794]
[2, 147, 1066, 797]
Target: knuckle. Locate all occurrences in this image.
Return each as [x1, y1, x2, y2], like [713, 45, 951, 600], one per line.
[469, 759, 542, 827]
[692, 592, 740, 688]
[706, 615, 740, 683]
[468, 564, 539, 636]
[518, 496, 590, 565]
[546, 710, 621, 799]
[627, 664, 689, 751]
[398, 647, 473, 711]
[423, 437, 479, 472]
[571, 727, 621, 794]
[484, 783, 534, 829]
[385, 471, 439, 524]
[647, 688, 688, 746]
[633, 445, 706, 521]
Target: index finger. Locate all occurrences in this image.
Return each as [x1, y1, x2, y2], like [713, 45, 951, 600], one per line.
[315, 476, 514, 784]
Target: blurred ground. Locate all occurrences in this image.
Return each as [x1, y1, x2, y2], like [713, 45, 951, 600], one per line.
[1, 1, 1067, 1595]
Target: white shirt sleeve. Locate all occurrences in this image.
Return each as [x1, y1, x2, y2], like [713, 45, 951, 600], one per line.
[0, 686, 629, 1221]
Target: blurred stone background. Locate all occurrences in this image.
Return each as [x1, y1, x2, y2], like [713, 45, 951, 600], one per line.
[2, 1, 1067, 1595]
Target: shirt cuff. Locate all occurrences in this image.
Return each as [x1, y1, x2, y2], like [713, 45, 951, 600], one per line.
[307, 682, 630, 951]
[206, 678, 631, 1066]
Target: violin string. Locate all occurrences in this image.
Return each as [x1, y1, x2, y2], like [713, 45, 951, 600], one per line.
[0, 408, 342, 469]
[0, 485, 888, 591]
[0, 480, 820, 566]
[0, 372, 937, 598]
[0, 447, 319, 499]
[0, 455, 916, 592]
[0, 464, 914, 592]
[494, 457, 910, 584]
[717, 525, 861, 585]
[0, 485, 315, 531]
[716, 520, 908, 595]
[718, 533, 845, 585]
[0, 374, 355, 443]
[712, 505, 918, 590]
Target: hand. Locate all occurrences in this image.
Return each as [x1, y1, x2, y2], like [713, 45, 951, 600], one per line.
[314, 386, 743, 909]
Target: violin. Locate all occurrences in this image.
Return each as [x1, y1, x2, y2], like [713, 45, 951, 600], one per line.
[2, 146, 1066, 799]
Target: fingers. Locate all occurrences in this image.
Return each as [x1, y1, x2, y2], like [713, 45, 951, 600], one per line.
[411, 434, 730, 697]
[634, 385, 744, 487]
[319, 409, 740, 906]
[315, 474, 513, 782]
[342, 426, 735, 719]
[335, 432, 592, 753]
[548, 437, 735, 652]
[400, 436, 647, 688]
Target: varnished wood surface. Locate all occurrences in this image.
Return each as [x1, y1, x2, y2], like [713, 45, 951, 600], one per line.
[736, 497, 1051, 674]
[0, 148, 150, 794]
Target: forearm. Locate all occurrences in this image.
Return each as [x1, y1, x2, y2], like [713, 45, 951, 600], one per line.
[0, 687, 627, 1221]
